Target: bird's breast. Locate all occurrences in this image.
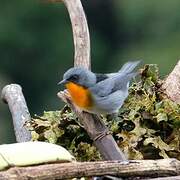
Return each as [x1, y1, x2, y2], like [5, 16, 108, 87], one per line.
[65, 82, 93, 109]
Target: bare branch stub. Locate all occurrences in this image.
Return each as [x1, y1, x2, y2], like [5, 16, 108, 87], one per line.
[1, 84, 31, 142]
[0, 159, 179, 179]
[162, 60, 180, 103]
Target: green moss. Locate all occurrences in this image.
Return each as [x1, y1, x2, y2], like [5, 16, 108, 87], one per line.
[26, 64, 180, 161]
[116, 64, 180, 160]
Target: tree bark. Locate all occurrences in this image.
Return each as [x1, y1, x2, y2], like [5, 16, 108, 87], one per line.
[0, 159, 179, 180]
[162, 60, 180, 103]
[46, 0, 91, 69]
[1, 84, 31, 142]
[62, 0, 91, 69]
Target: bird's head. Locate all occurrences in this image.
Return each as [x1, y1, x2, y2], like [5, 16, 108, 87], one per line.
[58, 67, 96, 88]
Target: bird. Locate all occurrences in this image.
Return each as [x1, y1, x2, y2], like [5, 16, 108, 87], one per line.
[58, 61, 140, 115]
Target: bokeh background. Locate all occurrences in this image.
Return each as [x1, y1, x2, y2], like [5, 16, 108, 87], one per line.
[0, 0, 179, 143]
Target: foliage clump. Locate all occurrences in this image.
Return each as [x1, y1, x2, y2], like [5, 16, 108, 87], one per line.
[112, 64, 180, 160]
[26, 107, 101, 161]
[26, 64, 180, 161]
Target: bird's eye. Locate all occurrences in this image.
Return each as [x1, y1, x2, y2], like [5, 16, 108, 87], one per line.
[69, 74, 79, 82]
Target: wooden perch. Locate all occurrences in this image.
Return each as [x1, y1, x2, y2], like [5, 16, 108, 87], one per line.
[58, 92, 126, 161]
[55, 0, 126, 161]
[0, 159, 179, 179]
[162, 60, 180, 103]
[1, 84, 31, 142]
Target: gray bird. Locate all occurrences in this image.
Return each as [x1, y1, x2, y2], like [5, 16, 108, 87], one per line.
[58, 61, 140, 115]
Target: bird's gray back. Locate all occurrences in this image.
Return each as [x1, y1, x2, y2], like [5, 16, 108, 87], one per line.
[90, 61, 140, 97]
[90, 72, 136, 97]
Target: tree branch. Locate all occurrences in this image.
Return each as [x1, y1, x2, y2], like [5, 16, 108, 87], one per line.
[58, 92, 126, 161]
[162, 60, 180, 103]
[1, 84, 31, 142]
[62, 0, 91, 69]
[46, 0, 91, 69]
[0, 159, 179, 179]
[53, 0, 127, 161]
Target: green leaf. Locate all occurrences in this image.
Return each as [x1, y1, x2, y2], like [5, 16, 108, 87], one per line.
[44, 129, 57, 144]
[156, 113, 168, 122]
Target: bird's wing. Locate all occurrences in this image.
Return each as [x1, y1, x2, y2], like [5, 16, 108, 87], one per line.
[95, 73, 109, 83]
[90, 73, 127, 97]
[118, 60, 141, 74]
[95, 61, 141, 83]
[91, 61, 140, 97]
[90, 76, 115, 97]
[95, 72, 122, 83]
[91, 72, 138, 97]
[112, 72, 137, 91]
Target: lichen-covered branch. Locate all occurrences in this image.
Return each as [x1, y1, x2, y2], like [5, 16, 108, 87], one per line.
[162, 60, 180, 103]
[1, 84, 31, 142]
[0, 159, 179, 180]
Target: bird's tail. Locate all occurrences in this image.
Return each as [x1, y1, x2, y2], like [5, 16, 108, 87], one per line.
[118, 60, 141, 74]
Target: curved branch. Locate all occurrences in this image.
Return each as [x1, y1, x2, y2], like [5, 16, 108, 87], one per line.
[1, 84, 31, 142]
[63, 0, 91, 69]
[47, 0, 91, 69]
[55, 0, 126, 161]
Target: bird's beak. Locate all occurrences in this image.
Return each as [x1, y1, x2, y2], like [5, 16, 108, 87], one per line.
[57, 79, 67, 85]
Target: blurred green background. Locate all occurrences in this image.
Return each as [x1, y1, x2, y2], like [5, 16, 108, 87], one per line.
[0, 0, 179, 143]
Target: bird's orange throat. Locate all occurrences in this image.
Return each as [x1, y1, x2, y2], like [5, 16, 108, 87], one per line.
[65, 82, 93, 109]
